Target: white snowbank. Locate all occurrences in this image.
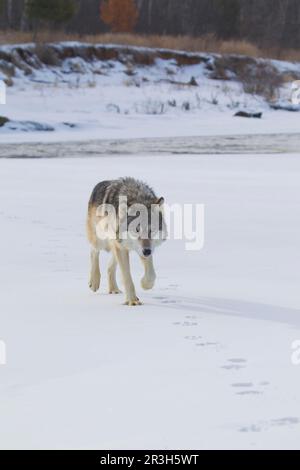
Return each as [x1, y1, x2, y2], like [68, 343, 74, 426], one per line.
[0, 42, 299, 144]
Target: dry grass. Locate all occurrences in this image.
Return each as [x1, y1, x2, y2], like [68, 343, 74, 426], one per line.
[1, 30, 300, 63]
[241, 63, 284, 101]
[212, 55, 285, 101]
[216, 40, 260, 58]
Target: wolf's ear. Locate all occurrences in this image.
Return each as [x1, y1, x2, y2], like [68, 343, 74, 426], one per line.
[156, 197, 165, 207]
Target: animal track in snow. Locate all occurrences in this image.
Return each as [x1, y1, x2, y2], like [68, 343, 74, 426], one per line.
[232, 382, 254, 388]
[228, 358, 247, 364]
[221, 358, 247, 371]
[222, 365, 245, 371]
[239, 417, 300, 433]
[184, 335, 202, 341]
[231, 381, 270, 396]
[236, 391, 262, 396]
[154, 296, 180, 305]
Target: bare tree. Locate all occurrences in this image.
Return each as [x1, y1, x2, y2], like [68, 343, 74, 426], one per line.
[1, 0, 300, 49]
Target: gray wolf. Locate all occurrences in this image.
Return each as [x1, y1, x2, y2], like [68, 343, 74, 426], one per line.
[87, 178, 167, 306]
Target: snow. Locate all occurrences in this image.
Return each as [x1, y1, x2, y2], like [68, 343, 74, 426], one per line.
[1, 80, 299, 144]
[1, 42, 300, 450]
[0, 42, 299, 144]
[0, 153, 300, 450]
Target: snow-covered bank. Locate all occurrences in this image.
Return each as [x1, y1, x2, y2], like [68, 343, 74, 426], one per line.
[0, 42, 300, 144]
[0, 153, 300, 449]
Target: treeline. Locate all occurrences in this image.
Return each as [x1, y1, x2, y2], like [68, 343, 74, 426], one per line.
[1, 0, 300, 49]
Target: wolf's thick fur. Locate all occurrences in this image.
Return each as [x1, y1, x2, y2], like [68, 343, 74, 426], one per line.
[87, 178, 166, 306]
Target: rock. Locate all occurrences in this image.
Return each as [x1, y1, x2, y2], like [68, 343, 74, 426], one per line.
[0, 60, 15, 78]
[10, 50, 32, 76]
[182, 101, 191, 111]
[0, 116, 9, 127]
[4, 77, 14, 87]
[62, 58, 89, 74]
[106, 103, 121, 114]
[5, 120, 54, 132]
[168, 99, 177, 107]
[270, 103, 300, 112]
[63, 122, 77, 128]
[189, 76, 198, 86]
[21, 121, 54, 132]
[235, 111, 263, 119]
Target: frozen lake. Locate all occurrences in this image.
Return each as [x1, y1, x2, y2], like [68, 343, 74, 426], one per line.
[1, 39, 300, 450]
[0, 151, 300, 449]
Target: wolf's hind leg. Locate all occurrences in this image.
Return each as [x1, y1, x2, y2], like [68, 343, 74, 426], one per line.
[141, 256, 156, 290]
[108, 255, 121, 294]
[114, 248, 142, 306]
[89, 248, 101, 292]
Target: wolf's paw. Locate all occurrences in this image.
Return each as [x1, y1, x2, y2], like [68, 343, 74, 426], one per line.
[141, 276, 156, 291]
[89, 276, 100, 292]
[124, 298, 143, 307]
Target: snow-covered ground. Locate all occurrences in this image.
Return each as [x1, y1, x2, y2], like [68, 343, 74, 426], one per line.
[1, 42, 300, 450]
[1, 153, 300, 450]
[0, 42, 299, 144]
[1, 83, 300, 144]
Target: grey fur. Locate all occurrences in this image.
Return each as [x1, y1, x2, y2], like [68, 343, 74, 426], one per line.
[89, 177, 157, 211]
[87, 177, 166, 306]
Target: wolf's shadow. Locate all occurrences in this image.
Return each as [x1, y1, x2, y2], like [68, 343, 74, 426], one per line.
[151, 294, 300, 327]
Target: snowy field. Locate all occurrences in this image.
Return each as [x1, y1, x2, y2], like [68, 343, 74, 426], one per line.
[1, 81, 299, 144]
[1, 153, 300, 450]
[1, 41, 300, 450]
[0, 42, 300, 144]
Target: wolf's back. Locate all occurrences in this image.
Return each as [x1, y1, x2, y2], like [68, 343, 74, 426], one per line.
[88, 180, 112, 209]
[88, 178, 157, 211]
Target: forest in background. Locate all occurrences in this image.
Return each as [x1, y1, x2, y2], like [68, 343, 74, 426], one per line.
[0, 0, 300, 50]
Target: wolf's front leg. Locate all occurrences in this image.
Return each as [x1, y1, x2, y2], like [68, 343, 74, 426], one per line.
[108, 254, 121, 294]
[89, 248, 101, 292]
[114, 247, 142, 306]
[141, 256, 156, 290]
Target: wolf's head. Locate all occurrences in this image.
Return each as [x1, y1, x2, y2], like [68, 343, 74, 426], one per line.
[118, 196, 167, 258]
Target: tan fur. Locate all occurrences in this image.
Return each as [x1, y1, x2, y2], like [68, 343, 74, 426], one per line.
[86, 205, 99, 249]
[87, 177, 167, 306]
[87, 202, 156, 306]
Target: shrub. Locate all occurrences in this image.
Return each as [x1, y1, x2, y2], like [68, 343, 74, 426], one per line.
[100, 0, 138, 34]
[0, 116, 9, 127]
[212, 56, 284, 101]
[34, 44, 61, 66]
[238, 62, 284, 101]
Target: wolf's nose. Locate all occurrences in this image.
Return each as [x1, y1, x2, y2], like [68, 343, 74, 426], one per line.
[143, 249, 152, 257]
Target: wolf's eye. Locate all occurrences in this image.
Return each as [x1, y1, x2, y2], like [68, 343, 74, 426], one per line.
[136, 225, 140, 233]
